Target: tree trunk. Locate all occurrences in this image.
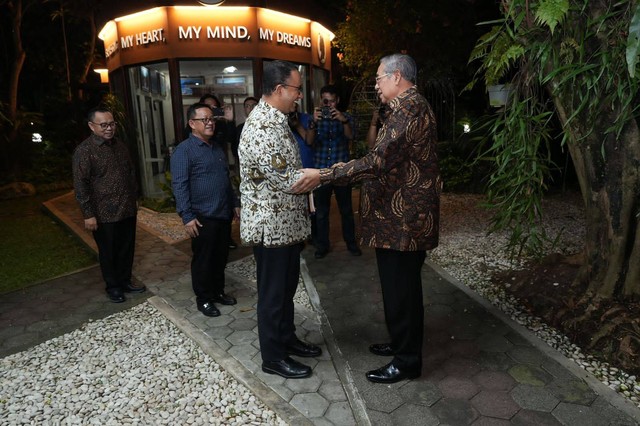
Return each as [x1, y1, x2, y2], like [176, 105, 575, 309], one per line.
[7, 0, 24, 124]
[76, 12, 96, 101]
[554, 97, 640, 299]
[3, 0, 26, 176]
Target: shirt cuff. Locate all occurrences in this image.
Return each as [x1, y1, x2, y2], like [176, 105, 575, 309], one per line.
[319, 168, 334, 184]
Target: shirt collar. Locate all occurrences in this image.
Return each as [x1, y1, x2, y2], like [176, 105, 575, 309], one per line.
[90, 133, 113, 146]
[388, 86, 418, 110]
[258, 99, 288, 124]
[189, 132, 212, 146]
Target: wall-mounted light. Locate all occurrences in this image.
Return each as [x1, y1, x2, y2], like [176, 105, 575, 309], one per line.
[94, 68, 109, 83]
[93, 57, 109, 84]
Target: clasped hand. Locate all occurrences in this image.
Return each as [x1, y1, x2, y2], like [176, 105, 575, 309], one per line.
[291, 169, 321, 194]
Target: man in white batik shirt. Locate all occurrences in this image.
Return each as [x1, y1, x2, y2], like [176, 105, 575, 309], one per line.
[238, 60, 322, 379]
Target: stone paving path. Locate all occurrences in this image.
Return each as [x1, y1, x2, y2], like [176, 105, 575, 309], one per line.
[1, 191, 638, 425]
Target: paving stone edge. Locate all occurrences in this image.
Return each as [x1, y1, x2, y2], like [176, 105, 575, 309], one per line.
[425, 258, 640, 424]
[299, 258, 372, 426]
[148, 295, 314, 426]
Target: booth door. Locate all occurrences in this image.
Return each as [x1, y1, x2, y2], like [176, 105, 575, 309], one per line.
[138, 96, 166, 197]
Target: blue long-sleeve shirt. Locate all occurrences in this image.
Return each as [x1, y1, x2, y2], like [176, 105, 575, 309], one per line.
[171, 133, 239, 225]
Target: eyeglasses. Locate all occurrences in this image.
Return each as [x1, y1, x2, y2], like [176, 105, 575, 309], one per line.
[280, 83, 303, 94]
[375, 73, 392, 83]
[191, 117, 215, 124]
[91, 121, 117, 130]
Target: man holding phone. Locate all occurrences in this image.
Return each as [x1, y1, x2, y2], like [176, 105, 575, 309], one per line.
[305, 85, 361, 259]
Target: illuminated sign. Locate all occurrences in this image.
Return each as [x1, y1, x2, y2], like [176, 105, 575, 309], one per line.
[99, 6, 334, 69]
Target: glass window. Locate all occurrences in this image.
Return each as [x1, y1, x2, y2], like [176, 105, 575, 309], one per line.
[127, 62, 174, 197]
[311, 66, 329, 108]
[178, 59, 255, 125]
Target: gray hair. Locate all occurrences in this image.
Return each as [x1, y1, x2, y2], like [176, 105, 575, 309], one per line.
[380, 54, 417, 84]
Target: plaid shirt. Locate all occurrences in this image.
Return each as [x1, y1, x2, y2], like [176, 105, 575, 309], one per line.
[312, 112, 353, 168]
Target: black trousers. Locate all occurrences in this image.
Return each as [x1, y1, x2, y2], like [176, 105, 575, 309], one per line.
[253, 243, 303, 362]
[92, 216, 136, 293]
[314, 183, 357, 251]
[376, 248, 426, 371]
[191, 217, 231, 303]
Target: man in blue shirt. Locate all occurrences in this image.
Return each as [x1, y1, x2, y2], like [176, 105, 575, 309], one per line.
[306, 85, 361, 259]
[171, 103, 241, 317]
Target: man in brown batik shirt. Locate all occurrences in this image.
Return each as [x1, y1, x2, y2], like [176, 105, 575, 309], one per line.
[73, 107, 145, 303]
[293, 53, 442, 384]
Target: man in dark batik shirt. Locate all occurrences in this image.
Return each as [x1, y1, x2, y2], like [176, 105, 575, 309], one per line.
[73, 107, 145, 303]
[293, 53, 442, 384]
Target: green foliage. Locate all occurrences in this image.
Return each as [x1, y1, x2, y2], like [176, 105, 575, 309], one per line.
[351, 139, 370, 160]
[479, 95, 556, 257]
[627, 3, 640, 78]
[467, 0, 640, 258]
[438, 131, 491, 193]
[438, 155, 475, 192]
[21, 139, 73, 185]
[334, 0, 498, 83]
[140, 171, 175, 213]
[535, 0, 570, 34]
[0, 192, 96, 294]
[100, 93, 136, 146]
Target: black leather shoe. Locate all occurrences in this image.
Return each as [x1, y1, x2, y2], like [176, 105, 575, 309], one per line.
[123, 283, 146, 293]
[314, 249, 328, 259]
[286, 338, 322, 358]
[369, 343, 393, 356]
[262, 357, 312, 379]
[348, 246, 362, 256]
[211, 293, 237, 305]
[107, 290, 125, 303]
[366, 362, 420, 384]
[197, 301, 220, 317]
[229, 238, 238, 249]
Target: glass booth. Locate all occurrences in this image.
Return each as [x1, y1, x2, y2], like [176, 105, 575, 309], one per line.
[99, 5, 334, 196]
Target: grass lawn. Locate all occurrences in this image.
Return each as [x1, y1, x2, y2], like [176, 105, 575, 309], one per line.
[0, 190, 97, 294]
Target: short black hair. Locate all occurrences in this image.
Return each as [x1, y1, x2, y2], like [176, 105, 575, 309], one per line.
[320, 85, 339, 97]
[186, 103, 212, 120]
[243, 96, 259, 106]
[87, 107, 112, 122]
[199, 94, 221, 107]
[262, 60, 298, 96]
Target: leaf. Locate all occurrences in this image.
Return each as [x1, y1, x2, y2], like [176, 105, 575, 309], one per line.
[535, 0, 570, 34]
[627, 3, 640, 78]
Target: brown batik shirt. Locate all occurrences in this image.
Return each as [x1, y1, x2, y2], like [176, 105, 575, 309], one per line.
[318, 87, 442, 251]
[72, 134, 138, 223]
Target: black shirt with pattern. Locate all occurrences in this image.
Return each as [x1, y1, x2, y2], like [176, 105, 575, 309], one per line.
[72, 134, 138, 223]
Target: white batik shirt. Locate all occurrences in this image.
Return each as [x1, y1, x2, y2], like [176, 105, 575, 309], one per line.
[238, 100, 311, 247]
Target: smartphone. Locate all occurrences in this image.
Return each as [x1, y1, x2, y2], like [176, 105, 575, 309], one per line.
[211, 107, 225, 118]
